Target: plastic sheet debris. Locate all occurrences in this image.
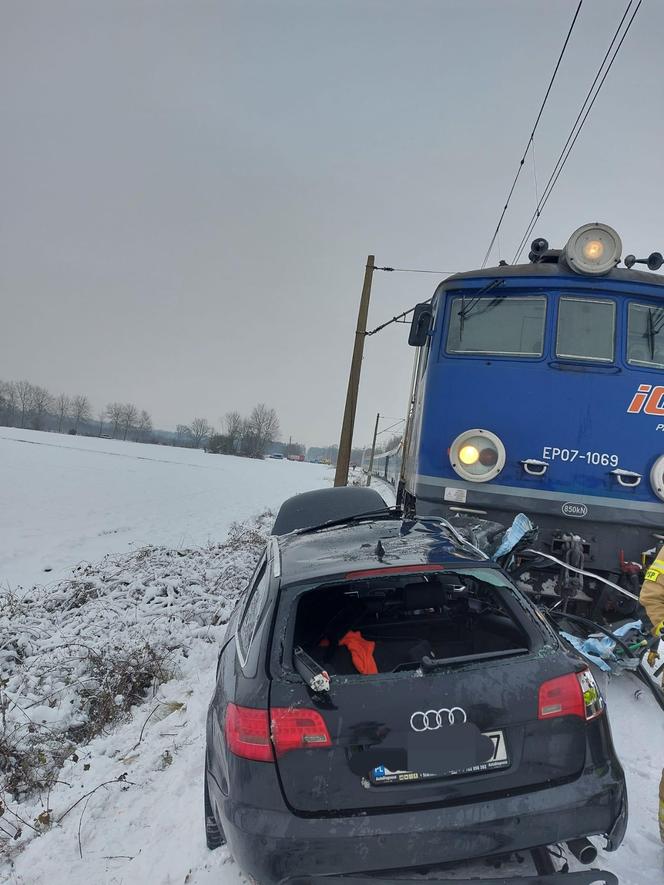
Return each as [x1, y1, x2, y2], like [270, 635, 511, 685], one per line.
[560, 620, 644, 673]
[493, 513, 536, 559]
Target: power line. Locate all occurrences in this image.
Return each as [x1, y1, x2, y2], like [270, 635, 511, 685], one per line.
[377, 418, 405, 437]
[513, 0, 640, 262]
[480, 1, 584, 268]
[512, 0, 642, 263]
[365, 298, 433, 337]
[375, 266, 457, 275]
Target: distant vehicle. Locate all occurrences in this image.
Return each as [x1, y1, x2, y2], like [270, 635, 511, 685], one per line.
[268, 453, 286, 460]
[204, 489, 626, 883]
[287, 454, 305, 462]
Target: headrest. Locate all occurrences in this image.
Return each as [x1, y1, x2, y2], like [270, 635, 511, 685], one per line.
[403, 583, 441, 610]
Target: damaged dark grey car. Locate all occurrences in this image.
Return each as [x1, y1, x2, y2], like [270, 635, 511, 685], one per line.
[204, 489, 626, 884]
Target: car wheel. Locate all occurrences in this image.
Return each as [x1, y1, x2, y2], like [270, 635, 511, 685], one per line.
[204, 764, 226, 850]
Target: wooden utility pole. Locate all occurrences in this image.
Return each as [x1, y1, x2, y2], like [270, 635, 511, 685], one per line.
[365, 412, 380, 486]
[334, 255, 375, 487]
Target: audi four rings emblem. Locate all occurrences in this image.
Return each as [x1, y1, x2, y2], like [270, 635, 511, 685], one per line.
[410, 707, 467, 731]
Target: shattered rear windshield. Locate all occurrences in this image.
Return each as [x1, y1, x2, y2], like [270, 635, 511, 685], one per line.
[287, 569, 534, 678]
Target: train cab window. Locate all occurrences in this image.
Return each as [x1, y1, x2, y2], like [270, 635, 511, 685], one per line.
[446, 296, 546, 357]
[627, 303, 664, 369]
[556, 297, 615, 362]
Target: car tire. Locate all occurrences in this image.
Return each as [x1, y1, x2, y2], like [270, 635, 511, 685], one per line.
[204, 764, 226, 850]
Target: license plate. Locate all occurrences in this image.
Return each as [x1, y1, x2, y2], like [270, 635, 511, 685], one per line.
[370, 730, 509, 785]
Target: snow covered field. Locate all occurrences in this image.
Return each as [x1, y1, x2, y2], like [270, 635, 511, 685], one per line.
[1, 429, 663, 884]
[0, 427, 332, 591]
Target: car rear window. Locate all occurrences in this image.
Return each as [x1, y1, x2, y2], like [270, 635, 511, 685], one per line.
[282, 569, 537, 679]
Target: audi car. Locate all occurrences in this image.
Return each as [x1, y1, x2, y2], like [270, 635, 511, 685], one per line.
[204, 489, 627, 884]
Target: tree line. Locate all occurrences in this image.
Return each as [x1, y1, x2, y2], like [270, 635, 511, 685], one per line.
[180, 404, 282, 459]
[0, 378, 284, 458]
[0, 379, 152, 441]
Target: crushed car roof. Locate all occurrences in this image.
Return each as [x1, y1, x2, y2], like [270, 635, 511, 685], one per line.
[276, 517, 488, 584]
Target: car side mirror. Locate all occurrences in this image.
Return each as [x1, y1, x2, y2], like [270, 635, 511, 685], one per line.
[408, 302, 433, 346]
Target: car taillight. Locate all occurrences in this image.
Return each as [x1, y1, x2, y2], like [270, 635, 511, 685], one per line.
[271, 708, 332, 755]
[225, 704, 332, 762]
[226, 703, 273, 761]
[538, 669, 604, 721]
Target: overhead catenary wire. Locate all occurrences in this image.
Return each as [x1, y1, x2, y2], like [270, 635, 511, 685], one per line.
[365, 298, 433, 337]
[480, 1, 584, 268]
[513, 0, 641, 262]
[365, 267, 456, 338]
[376, 418, 405, 437]
[375, 266, 458, 275]
[512, 0, 642, 263]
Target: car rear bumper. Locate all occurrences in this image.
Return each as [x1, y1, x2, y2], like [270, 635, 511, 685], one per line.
[220, 769, 627, 885]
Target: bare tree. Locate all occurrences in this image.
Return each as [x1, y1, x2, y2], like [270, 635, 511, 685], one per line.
[238, 418, 254, 455]
[120, 403, 138, 441]
[136, 410, 152, 441]
[175, 424, 192, 447]
[31, 385, 52, 430]
[14, 380, 34, 428]
[71, 395, 91, 433]
[247, 403, 280, 458]
[223, 411, 243, 453]
[96, 408, 107, 436]
[0, 381, 17, 426]
[189, 417, 213, 449]
[54, 394, 71, 433]
[106, 402, 124, 438]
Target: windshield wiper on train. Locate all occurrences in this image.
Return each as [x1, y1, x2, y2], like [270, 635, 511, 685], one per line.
[648, 308, 656, 360]
[458, 279, 505, 339]
[645, 306, 664, 359]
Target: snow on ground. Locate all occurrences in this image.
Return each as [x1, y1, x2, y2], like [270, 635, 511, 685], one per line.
[0, 432, 663, 883]
[3, 636, 240, 885]
[0, 427, 333, 591]
[1, 524, 267, 884]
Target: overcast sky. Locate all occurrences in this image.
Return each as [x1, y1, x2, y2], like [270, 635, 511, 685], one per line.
[1, 0, 661, 448]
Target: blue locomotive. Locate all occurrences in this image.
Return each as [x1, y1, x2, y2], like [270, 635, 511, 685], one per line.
[399, 223, 664, 615]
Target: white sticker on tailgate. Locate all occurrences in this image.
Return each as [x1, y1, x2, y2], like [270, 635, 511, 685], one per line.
[370, 730, 509, 786]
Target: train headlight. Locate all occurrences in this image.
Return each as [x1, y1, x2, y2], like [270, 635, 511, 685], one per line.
[459, 444, 480, 465]
[562, 223, 622, 276]
[650, 454, 664, 502]
[450, 429, 505, 482]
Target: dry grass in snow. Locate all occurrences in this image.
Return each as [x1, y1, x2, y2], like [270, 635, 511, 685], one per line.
[0, 514, 271, 842]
